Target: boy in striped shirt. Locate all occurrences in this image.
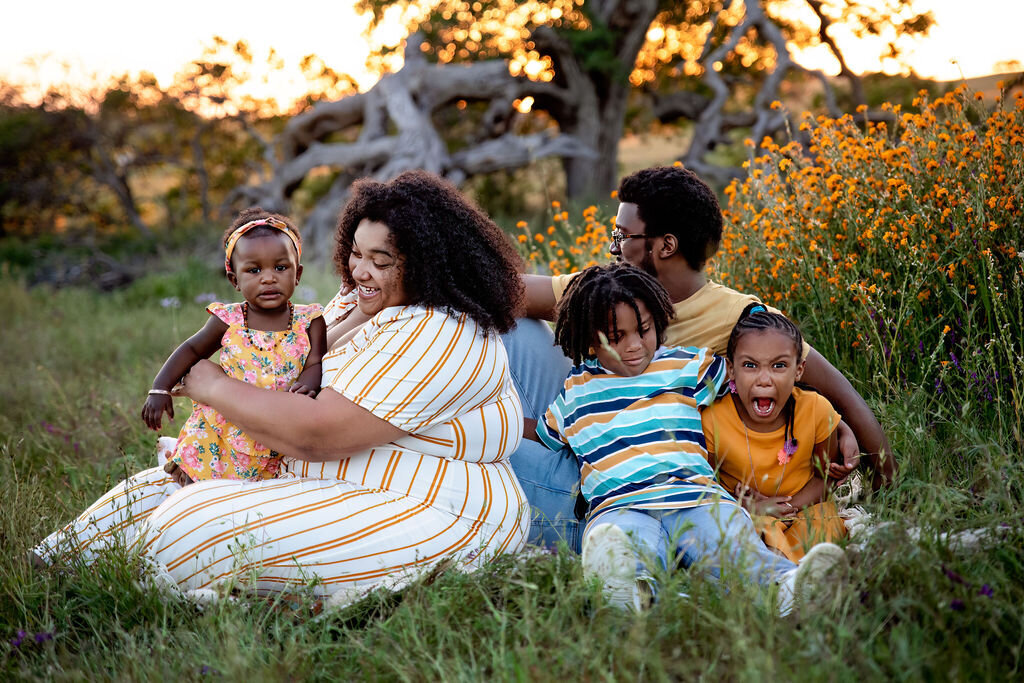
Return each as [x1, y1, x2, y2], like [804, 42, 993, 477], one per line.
[535, 263, 844, 613]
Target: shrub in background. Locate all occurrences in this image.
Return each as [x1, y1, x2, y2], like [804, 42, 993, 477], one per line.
[718, 86, 1023, 446]
[513, 200, 613, 275]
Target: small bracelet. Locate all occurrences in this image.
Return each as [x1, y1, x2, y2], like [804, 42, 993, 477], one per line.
[148, 389, 173, 396]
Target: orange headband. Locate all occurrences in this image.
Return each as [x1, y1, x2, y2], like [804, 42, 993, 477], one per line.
[224, 216, 302, 274]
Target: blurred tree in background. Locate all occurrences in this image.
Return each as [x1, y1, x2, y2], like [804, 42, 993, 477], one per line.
[1, 1, 941, 278]
[357, 0, 933, 192]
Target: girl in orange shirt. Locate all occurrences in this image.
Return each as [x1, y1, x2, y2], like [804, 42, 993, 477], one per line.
[702, 307, 850, 562]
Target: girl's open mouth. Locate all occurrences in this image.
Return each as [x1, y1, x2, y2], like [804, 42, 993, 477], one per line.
[752, 397, 776, 417]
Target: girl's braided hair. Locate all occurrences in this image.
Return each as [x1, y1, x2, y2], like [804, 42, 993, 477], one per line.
[727, 304, 805, 457]
[725, 304, 803, 362]
[554, 263, 673, 365]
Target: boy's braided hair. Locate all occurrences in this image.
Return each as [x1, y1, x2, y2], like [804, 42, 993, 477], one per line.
[554, 263, 673, 365]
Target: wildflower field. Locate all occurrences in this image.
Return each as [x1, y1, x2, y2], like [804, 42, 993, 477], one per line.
[1, 88, 1023, 679]
[719, 87, 1023, 451]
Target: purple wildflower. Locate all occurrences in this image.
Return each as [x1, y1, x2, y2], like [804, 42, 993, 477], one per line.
[950, 599, 965, 611]
[943, 565, 967, 585]
[950, 352, 961, 370]
[194, 292, 217, 305]
[10, 629, 27, 648]
[34, 632, 53, 644]
[979, 584, 993, 597]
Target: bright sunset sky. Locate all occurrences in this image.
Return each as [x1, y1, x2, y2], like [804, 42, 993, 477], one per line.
[2, 0, 1021, 105]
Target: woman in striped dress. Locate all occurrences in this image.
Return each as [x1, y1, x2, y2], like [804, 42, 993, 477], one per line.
[35, 171, 530, 602]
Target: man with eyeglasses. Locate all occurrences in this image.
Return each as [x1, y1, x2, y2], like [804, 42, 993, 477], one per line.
[505, 165, 893, 551]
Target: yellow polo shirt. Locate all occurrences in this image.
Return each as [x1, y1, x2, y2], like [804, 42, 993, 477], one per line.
[551, 274, 811, 358]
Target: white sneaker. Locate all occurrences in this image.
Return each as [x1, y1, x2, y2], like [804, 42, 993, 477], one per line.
[777, 542, 847, 616]
[582, 524, 649, 611]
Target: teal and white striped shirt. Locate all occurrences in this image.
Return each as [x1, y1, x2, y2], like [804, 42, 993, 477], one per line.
[538, 346, 739, 525]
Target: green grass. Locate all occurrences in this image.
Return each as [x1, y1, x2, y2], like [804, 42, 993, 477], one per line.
[2, 263, 1022, 680]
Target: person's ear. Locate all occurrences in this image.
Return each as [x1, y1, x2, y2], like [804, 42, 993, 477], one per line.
[227, 272, 240, 290]
[794, 358, 806, 382]
[295, 263, 303, 284]
[658, 233, 678, 259]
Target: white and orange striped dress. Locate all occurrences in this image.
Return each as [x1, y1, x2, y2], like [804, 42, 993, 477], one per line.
[38, 300, 530, 601]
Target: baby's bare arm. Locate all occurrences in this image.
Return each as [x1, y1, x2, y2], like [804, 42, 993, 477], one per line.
[141, 316, 227, 430]
[290, 317, 327, 396]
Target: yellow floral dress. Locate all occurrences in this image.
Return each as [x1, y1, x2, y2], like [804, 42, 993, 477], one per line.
[170, 301, 323, 481]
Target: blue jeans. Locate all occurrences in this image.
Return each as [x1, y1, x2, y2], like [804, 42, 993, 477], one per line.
[588, 504, 797, 585]
[502, 318, 581, 552]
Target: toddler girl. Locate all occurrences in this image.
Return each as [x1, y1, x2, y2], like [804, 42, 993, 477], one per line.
[702, 307, 848, 562]
[535, 263, 844, 612]
[141, 208, 326, 484]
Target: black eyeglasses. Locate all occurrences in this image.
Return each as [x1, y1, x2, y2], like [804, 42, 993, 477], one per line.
[611, 228, 651, 247]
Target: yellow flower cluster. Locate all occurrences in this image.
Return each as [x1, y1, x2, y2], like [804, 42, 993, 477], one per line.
[719, 86, 1023, 412]
[514, 200, 613, 275]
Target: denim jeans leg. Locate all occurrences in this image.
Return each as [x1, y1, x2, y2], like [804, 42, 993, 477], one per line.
[584, 508, 668, 578]
[661, 503, 796, 585]
[502, 318, 580, 551]
[501, 318, 571, 421]
[508, 439, 582, 552]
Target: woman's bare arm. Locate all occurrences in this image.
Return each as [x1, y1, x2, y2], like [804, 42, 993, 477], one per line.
[175, 359, 408, 461]
[290, 316, 327, 396]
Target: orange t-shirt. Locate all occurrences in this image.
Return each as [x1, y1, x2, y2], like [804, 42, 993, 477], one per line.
[701, 387, 839, 496]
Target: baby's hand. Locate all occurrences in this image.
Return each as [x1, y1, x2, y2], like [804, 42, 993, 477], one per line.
[142, 394, 174, 430]
[288, 381, 319, 397]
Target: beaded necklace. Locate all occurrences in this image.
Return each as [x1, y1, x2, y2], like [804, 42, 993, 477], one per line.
[241, 301, 294, 351]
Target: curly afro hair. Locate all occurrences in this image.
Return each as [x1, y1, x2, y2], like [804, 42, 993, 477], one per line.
[333, 170, 524, 334]
[554, 262, 674, 365]
[617, 166, 723, 270]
